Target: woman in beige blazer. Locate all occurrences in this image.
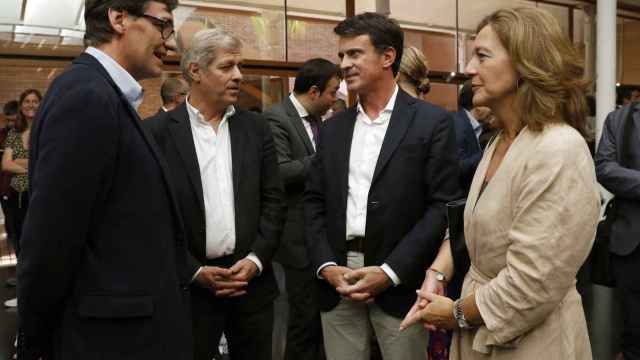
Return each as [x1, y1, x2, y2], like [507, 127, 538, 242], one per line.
[400, 7, 600, 359]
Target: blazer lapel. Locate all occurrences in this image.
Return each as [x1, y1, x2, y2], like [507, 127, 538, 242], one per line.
[338, 107, 358, 210]
[371, 90, 415, 183]
[169, 105, 205, 214]
[284, 98, 315, 154]
[229, 111, 246, 212]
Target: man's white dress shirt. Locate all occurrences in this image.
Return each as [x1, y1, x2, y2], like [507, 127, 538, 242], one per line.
[317, 86, 401, 286]
[186, 98, 262, 273]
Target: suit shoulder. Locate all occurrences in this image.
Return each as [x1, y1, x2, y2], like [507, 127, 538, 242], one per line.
[50, 63, 113, 96]
[414, 99, 450, 119]
[142, 111, 171, 133]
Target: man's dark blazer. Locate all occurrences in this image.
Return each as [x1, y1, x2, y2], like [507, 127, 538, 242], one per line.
[264, 98, 315, 269]
[595, 103, 640, 256]
[17, 53, 193, 360]
[304, 89, 461, 318]
[453, 109, 482, 194]
[143, 103, 285, 312]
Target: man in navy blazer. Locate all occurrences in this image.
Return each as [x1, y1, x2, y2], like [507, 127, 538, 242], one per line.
[17, 1, 194, 359]
[595, 103, 640, 360]
[304, 13, 460, 359]
[452, 81, 491, 193]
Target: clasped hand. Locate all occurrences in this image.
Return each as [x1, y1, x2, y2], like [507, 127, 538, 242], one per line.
[321, 265, 392, 303]
[195, 259, 258, 298]
[399, 271, 457, 331]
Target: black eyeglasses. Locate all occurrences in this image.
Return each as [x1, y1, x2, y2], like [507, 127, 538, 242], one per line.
[138, 13, 175, 40]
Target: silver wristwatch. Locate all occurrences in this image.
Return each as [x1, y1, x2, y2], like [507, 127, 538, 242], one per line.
[428, 268, 447, 283]
[453, 299, 472, 329]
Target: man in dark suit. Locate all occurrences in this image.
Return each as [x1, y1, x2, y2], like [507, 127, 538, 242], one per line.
[595, 103, 640, 360]
[452, 80, 493, 193]
[144, 28, 285, 360]
[17, 1, 194, 359]
[264, 58, 341, 360]
[158, 76, 188, 113]
[304, 13, 460, 359]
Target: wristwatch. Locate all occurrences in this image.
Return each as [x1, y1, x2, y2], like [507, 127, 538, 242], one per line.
[428, 268, 447, 283]
[453, 299, 472, 329]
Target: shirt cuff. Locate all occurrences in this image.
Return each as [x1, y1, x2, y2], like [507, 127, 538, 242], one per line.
[190, 266, 204, 284]
[246, 253, 263, 275]
[381, 263, 401, 286]
[317, 262, 338, 279]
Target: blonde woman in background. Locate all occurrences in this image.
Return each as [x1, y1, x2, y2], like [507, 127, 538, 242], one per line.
[397, 46, 431, 99]
[401, 7, 599, 359]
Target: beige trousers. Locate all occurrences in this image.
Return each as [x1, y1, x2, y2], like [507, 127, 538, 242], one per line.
[320, 252, 429, 360]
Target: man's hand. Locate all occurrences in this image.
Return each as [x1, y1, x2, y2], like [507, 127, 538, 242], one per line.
[400, 291, 456, 331]
[195, 266, 248, 298]
[320, 265, 353, 291]
[403, 270, 445, 331]
[336, 266, 392, 302]
[230, 258, 258, 283]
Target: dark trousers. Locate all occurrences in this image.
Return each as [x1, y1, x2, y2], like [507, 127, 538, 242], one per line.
[6, 190, 28, 257]
[282, 265, 324, 360]
[191, 257, 274, 360]
[613, 246, 640, 360]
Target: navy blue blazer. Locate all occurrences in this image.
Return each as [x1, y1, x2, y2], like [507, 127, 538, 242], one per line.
[17, 53, 193, 360]
[595, 103, 640, 256]
[304, 89, 461, 318]
[452, 109, 482, 194]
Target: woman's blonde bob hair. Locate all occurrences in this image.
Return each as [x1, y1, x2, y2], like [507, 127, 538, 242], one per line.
[476, 7, 589, 137]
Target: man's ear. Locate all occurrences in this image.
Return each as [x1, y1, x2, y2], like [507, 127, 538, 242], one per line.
[188, 63, 201, 83]
[381, 47, 397, 72]
[107, 8, 128, 36]
[308, 85, 321, 100]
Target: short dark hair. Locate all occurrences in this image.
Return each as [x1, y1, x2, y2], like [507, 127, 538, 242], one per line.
[293, 58, 341, 95]
[2, 100, 18, 117]
[459, 81, 474, 111]
[15, 89, 42, 132]
[160, 77, 187, 105]
[334, 12, 404, 76]
[84, 0, 178, 46]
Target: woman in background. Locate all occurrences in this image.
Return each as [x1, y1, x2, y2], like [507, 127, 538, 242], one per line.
[397, 46, 431, 98]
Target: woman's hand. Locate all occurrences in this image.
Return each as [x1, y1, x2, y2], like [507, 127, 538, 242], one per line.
[400, 291, 457, 331]
[402, 270, 445, 330]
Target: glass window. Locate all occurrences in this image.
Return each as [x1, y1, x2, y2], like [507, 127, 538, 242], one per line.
[285, 0, 344, 63]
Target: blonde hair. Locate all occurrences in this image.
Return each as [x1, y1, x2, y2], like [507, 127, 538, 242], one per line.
[477, 7, 589, 137]
[399, 46, 430, 94]
[181, 28, 242, 84]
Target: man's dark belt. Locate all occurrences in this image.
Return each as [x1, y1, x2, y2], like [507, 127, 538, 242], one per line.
[346, 237, 365, 253]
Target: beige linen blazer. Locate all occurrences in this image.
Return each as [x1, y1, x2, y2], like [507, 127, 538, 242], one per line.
[450, 124, 599, 359]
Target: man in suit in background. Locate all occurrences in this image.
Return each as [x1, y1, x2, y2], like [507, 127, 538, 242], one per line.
[596, 103, 640, 360]
[17, 1, 194, 359]
[304, 12, 460, 360]
[452, 80, 492, 193]
[144, 28, 285, 360]
[264, 57, 341, 360]
[158, 76, 188, 113]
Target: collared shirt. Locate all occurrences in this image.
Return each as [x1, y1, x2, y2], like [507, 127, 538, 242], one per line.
[289, 93, 316, 150]
[316, 86, 401, 286]
[465, 109, 482, 141]
[185, 97, 262, 272]
[85, 47, 144, 110]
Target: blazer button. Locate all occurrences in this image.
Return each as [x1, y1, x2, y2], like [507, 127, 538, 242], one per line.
[368, 201, 380, 209]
